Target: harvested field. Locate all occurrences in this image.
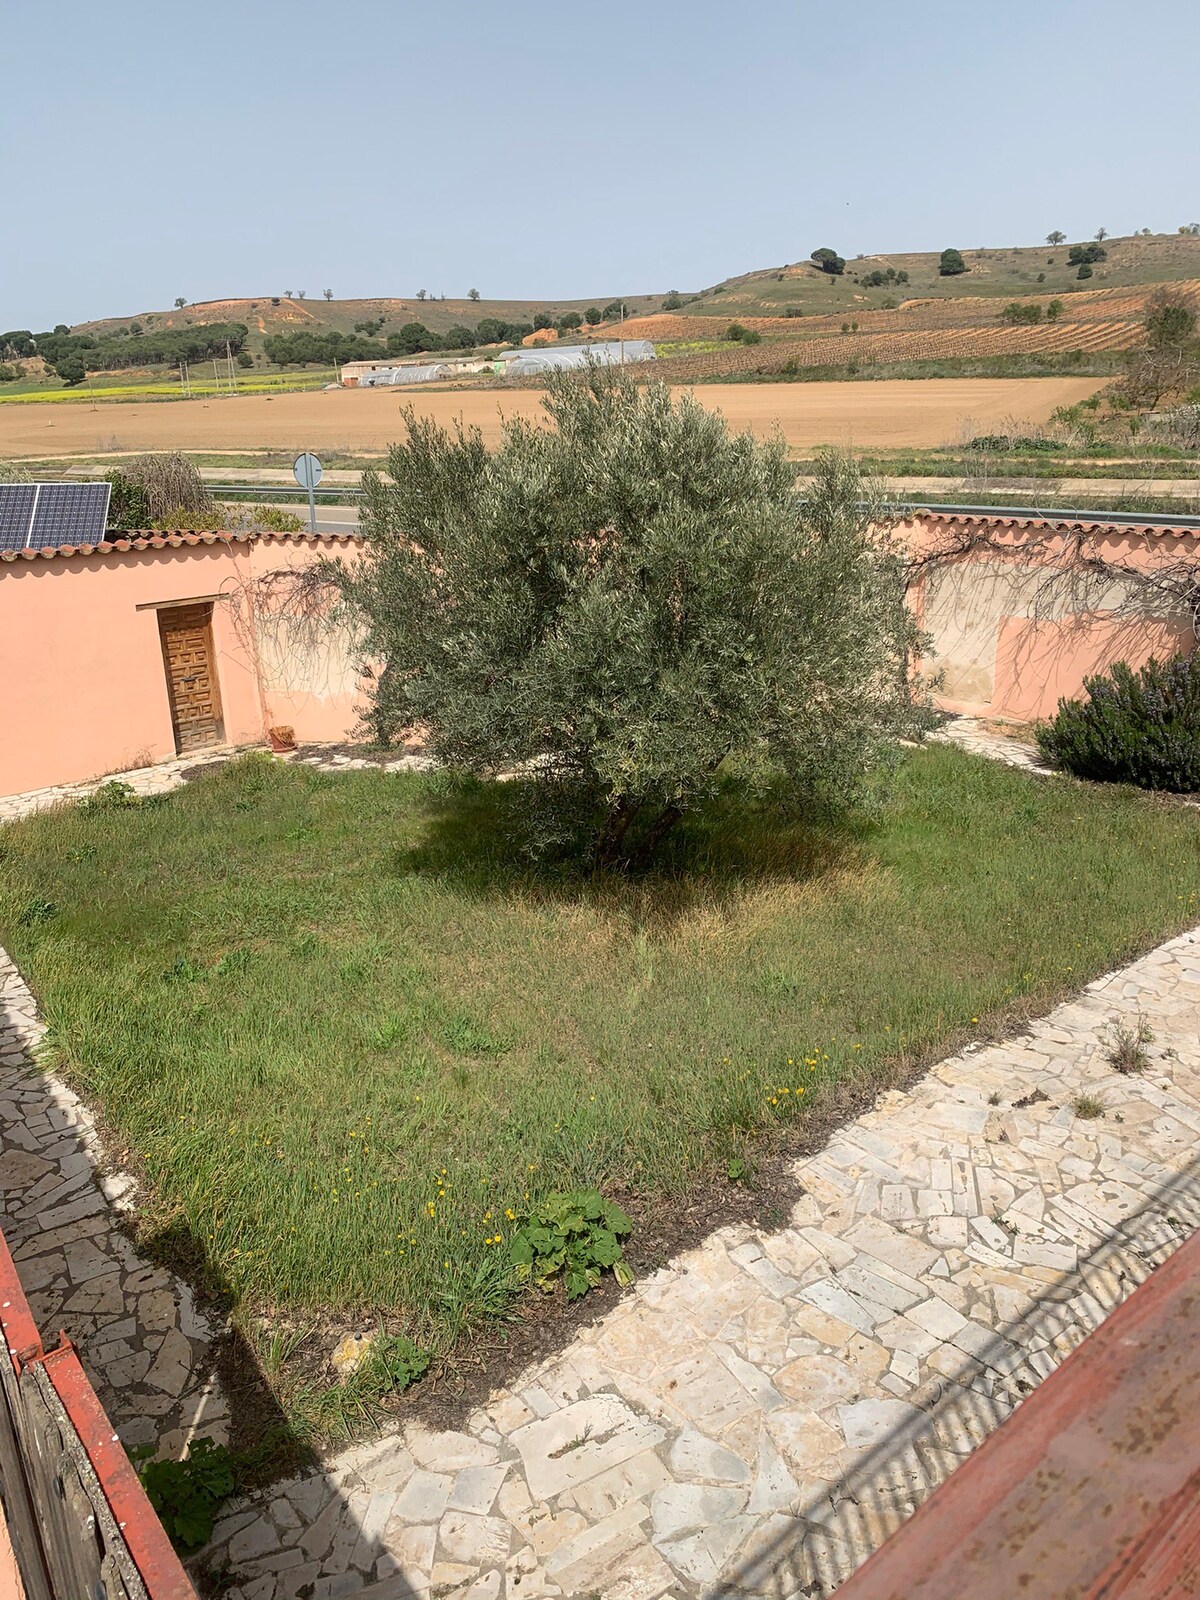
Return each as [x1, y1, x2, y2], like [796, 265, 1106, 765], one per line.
[0, 377, 1103, 458]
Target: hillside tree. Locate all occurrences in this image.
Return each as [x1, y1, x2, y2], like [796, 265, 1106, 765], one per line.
[1095, 227, 1108, 242]
[811, 247, 846, 276]
[324, 289, 333, 301]
[938, 248, 968, 276]
[585, 307, 602, 325]
[174, 297, 187, 308]
[468, 288, 481, 301]
[1118, 288, 1199, 409]
[1046, 230, 1066, 245]
[317, 371, 928, 868]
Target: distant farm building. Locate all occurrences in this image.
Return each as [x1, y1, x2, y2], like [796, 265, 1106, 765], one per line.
[340, 341, 656, 387]
[500, 341, 656, 376]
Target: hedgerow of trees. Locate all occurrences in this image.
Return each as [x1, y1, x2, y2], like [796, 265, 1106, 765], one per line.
[261, 313, 589, 367]
[0, 323, 249, 385]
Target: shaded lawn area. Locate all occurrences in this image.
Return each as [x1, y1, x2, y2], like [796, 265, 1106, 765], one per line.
[1, 745, 1198, 1370]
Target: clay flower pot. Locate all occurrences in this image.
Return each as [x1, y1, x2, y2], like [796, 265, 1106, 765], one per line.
[268, 725, 296, 753]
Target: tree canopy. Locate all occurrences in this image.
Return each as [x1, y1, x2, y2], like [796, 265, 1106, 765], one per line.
[811, 247, 846, 276]
[321, 371, 928, 866]
[938, 248, 967, 276]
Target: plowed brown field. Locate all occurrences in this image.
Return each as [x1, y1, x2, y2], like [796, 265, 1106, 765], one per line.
[613, 279, 1200, 345]
[0, 378, 1104, 458]
[648, 322, 1135, 381]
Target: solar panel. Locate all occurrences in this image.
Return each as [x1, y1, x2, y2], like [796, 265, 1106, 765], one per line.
[0, 481, 112, 551]
[0, 485, 37, 551]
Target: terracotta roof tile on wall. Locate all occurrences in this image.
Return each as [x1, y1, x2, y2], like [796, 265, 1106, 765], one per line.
[913, 510, 1200, 541]
[0, 529, 362, 564]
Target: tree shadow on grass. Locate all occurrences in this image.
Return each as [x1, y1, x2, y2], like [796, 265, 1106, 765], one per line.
[386, 775, 878, 937]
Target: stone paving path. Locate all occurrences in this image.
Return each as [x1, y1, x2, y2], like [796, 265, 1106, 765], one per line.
[3, 734, 1199, 1600]
[197, 929, 1200, 1600]
[927, 715, 1053, 775]
[0, 742, 432, 823]
[0, 948, 229, 1458]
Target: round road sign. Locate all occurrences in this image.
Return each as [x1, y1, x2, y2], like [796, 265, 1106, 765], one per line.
[293, 452, 323, 490]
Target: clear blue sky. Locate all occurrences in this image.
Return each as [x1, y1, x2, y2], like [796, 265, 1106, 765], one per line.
[4, 0, 1198, 329]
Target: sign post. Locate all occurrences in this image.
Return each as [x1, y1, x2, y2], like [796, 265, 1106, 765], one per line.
[293, 452, 323, 533]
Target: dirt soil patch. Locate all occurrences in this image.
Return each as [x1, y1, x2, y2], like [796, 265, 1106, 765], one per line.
[0, 378, 1103, 458]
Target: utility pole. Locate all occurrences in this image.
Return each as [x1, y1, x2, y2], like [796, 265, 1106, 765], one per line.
[213, 358, 222, 396]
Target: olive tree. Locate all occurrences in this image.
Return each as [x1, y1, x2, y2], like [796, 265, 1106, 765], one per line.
[326, 371, 927, 866]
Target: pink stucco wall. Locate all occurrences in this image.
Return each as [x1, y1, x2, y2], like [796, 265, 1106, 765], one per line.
[900, 515, 1199, 722]
[0, 534, 367, 797]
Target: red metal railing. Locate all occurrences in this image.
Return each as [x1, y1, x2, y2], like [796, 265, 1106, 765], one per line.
[833, 1226, 1200, 1600]
[0, 1226, 196, 1600]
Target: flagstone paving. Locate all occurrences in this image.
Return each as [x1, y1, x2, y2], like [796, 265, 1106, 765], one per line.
[927, 716, 1053, 775]
[0, 742, 432, 822]
[0, 947, 229, 1458]
[196, 927, 1200, 1600]
[2, 735, 1199, 1598]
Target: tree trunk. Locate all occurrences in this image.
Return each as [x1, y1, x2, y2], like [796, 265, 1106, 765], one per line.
[593, 796, 642, 869]
[627, 803, 684, 869]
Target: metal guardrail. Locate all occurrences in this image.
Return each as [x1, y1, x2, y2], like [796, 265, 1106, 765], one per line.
[205, 483, 362, 499]
[0, 1228, 196, 1600]
[201, 488, 1200, 531]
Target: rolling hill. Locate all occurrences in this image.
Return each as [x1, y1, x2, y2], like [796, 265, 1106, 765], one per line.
[678, 232, 1200, 319]
[68, 235, 1200, 354]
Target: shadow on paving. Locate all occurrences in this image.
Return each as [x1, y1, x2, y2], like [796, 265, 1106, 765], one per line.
[202, 1166, 1200, 1599]
[719, 1155, 1200, 1599]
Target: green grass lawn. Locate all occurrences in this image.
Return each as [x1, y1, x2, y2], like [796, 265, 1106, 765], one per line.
[2, 747, 1198, 1390]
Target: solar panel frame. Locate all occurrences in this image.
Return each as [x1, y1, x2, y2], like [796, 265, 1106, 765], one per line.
[0, 482, 112, 552]
[0, 484, 37, 551]
[29, 482, 112, 549]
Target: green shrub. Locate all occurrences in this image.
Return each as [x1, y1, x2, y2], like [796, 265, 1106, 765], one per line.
[106, 471, 151, 532]
[1077, 264, 1094, 280]
[251, 505, 305, 533]
[1036, 656, 1200, 791]
[510, 1188, 633, 1299]
[939, 248, 968, 277]
[81, 780, 143, 810]
[1000, 302, 1043, 325]
[132, 1437, 234, 1552]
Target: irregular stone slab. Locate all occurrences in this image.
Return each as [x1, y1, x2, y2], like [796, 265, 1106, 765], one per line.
[510, 1393, 665, 1500]
[668, 1427, 751, 1485]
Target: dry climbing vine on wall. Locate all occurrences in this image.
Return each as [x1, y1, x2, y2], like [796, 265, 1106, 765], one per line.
[903, 516, 1200, 640]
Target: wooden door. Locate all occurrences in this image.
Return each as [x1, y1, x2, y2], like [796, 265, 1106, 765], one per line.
[158, 603, 224, 753]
